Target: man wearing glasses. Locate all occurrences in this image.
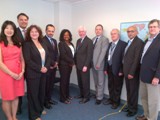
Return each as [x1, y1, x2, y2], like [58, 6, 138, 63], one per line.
[136, 19, 160, 120]
[122, 26, 144, 117]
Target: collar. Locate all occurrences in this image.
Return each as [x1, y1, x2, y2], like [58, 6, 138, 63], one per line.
[19, 27, 26, 32]
[112, 39, 119, 45]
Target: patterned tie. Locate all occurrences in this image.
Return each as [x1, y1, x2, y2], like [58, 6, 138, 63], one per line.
[22, 29, 26, 39]
[50, 38, 55, 50]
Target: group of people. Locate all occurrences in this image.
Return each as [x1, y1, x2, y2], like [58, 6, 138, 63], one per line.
[0, 12, 159, 120]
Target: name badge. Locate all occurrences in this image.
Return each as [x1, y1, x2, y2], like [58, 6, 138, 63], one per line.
[108, 55, 111, 61]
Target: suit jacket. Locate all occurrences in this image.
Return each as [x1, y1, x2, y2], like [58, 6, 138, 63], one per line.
[22, 40, 51, 78]
[75, 36, 93, 70]
[123, 36, 144, 77]
[140, 33, 160, 83]
[104, 40, 127, 76]
[92, 35, 109, 70]
[16, 27, 25, 43]
[58, 41, 75, 66]
[42, 36, 58, 66]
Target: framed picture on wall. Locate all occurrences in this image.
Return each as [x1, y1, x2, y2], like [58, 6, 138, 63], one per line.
[120, 21, 149, 42]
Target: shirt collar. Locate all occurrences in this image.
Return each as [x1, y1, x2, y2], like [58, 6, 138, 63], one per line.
[19, 27, 26, 32]
[112, 39, 119, 45]
[148, 33, 159, 41]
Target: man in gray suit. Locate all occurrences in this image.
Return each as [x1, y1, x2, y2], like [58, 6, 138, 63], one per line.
[75, 26, 93, 104]
[92, 24, 109, 105]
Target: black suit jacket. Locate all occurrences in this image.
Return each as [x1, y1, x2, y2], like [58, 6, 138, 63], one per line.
[140, 33, 160, 83]
[16, 27, 25, 43]
[123, 36, 144, 77]
[22, 40, 51, 78]
[75, 36, 93, 70]
[104, 40, 127, 76]
[42, 36, 58, 66]
[58, 41, 75, 66]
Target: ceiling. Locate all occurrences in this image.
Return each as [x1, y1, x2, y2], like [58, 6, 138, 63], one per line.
[42, 0, 90, 3]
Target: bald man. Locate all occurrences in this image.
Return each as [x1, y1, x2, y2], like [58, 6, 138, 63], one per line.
[123, 26, 144, 117]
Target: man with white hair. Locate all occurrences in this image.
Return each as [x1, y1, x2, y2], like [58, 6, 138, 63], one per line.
[74, 26, 93, 104]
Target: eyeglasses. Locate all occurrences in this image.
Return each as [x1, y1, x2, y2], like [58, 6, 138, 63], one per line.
[148, 26, 159, 29]
[127, 30, 135, 33]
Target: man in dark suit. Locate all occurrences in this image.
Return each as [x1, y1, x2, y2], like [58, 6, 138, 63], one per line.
[103, 29, 127, 109]
[136, 19, 160, 120]
[16, 13, 29, 114]
[42, 24, 58, 109]
[75, 26, 93, 104]
[17, 13, 29, 43]
[123, 26, 144, 117]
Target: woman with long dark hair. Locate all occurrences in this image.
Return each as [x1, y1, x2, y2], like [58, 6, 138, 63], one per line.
[0, 20, 25, 120]
[23, 25, 50, 120]
[59, 29, 75, 104]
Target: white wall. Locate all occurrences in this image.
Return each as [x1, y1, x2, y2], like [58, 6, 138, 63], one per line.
[70, 0, 160, 102]
[0, 0, 54, 33]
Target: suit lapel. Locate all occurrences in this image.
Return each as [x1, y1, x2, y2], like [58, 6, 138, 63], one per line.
[31, 41, 41, 57]
[112, 40, 121, 57]
[77, 37, 86, 50]
[125, 36, 137, 56]
[143, 33, 160, 57]
[17, 28, 24, 41]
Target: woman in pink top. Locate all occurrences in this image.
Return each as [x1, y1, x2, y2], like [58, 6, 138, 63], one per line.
[0, 20, 25, 120]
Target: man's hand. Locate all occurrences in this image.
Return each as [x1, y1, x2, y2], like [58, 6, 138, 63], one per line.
[82, 66, 87, 72]
[104, 71, 108, 75]
[128, 74, 134, 79]
[152, 77, 159, 86]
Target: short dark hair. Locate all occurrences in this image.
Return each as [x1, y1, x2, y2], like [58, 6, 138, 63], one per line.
[0, 20, 21, 47]
[59, 29, 72, 42]
[25, 25, 43, 42]
[95, 24, 103, 30]
[46, 24, 55, 31]
[148, 19, 160, 28]
[17, 13, 29, 20]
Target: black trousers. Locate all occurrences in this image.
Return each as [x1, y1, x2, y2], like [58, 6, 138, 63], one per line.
[108, 66, 124, 104]
[26, 74, 46, 120]
[125, 72, 139, 113]
[59, 65, 72, 102]
[76, 68, 90, 99]
[45, 68, 56, 103]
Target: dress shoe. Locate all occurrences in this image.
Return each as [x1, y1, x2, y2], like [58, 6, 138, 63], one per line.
[135, 115, 148, 120]
[74, 95, 83, 99]
[79, 98, 90, 104]
[122, 106, 129, 112]
[49, 99, 58, 105]
[103, 99, 113, 105]
[95, 100, 102, 105]
[44, 103, 52, 109]
[67, 96, 73, 100]
[16, 108, 22, 115]
[111, 103, 119, 109]
[127, 111, 137, 117]
[90, 94, 96, 98]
